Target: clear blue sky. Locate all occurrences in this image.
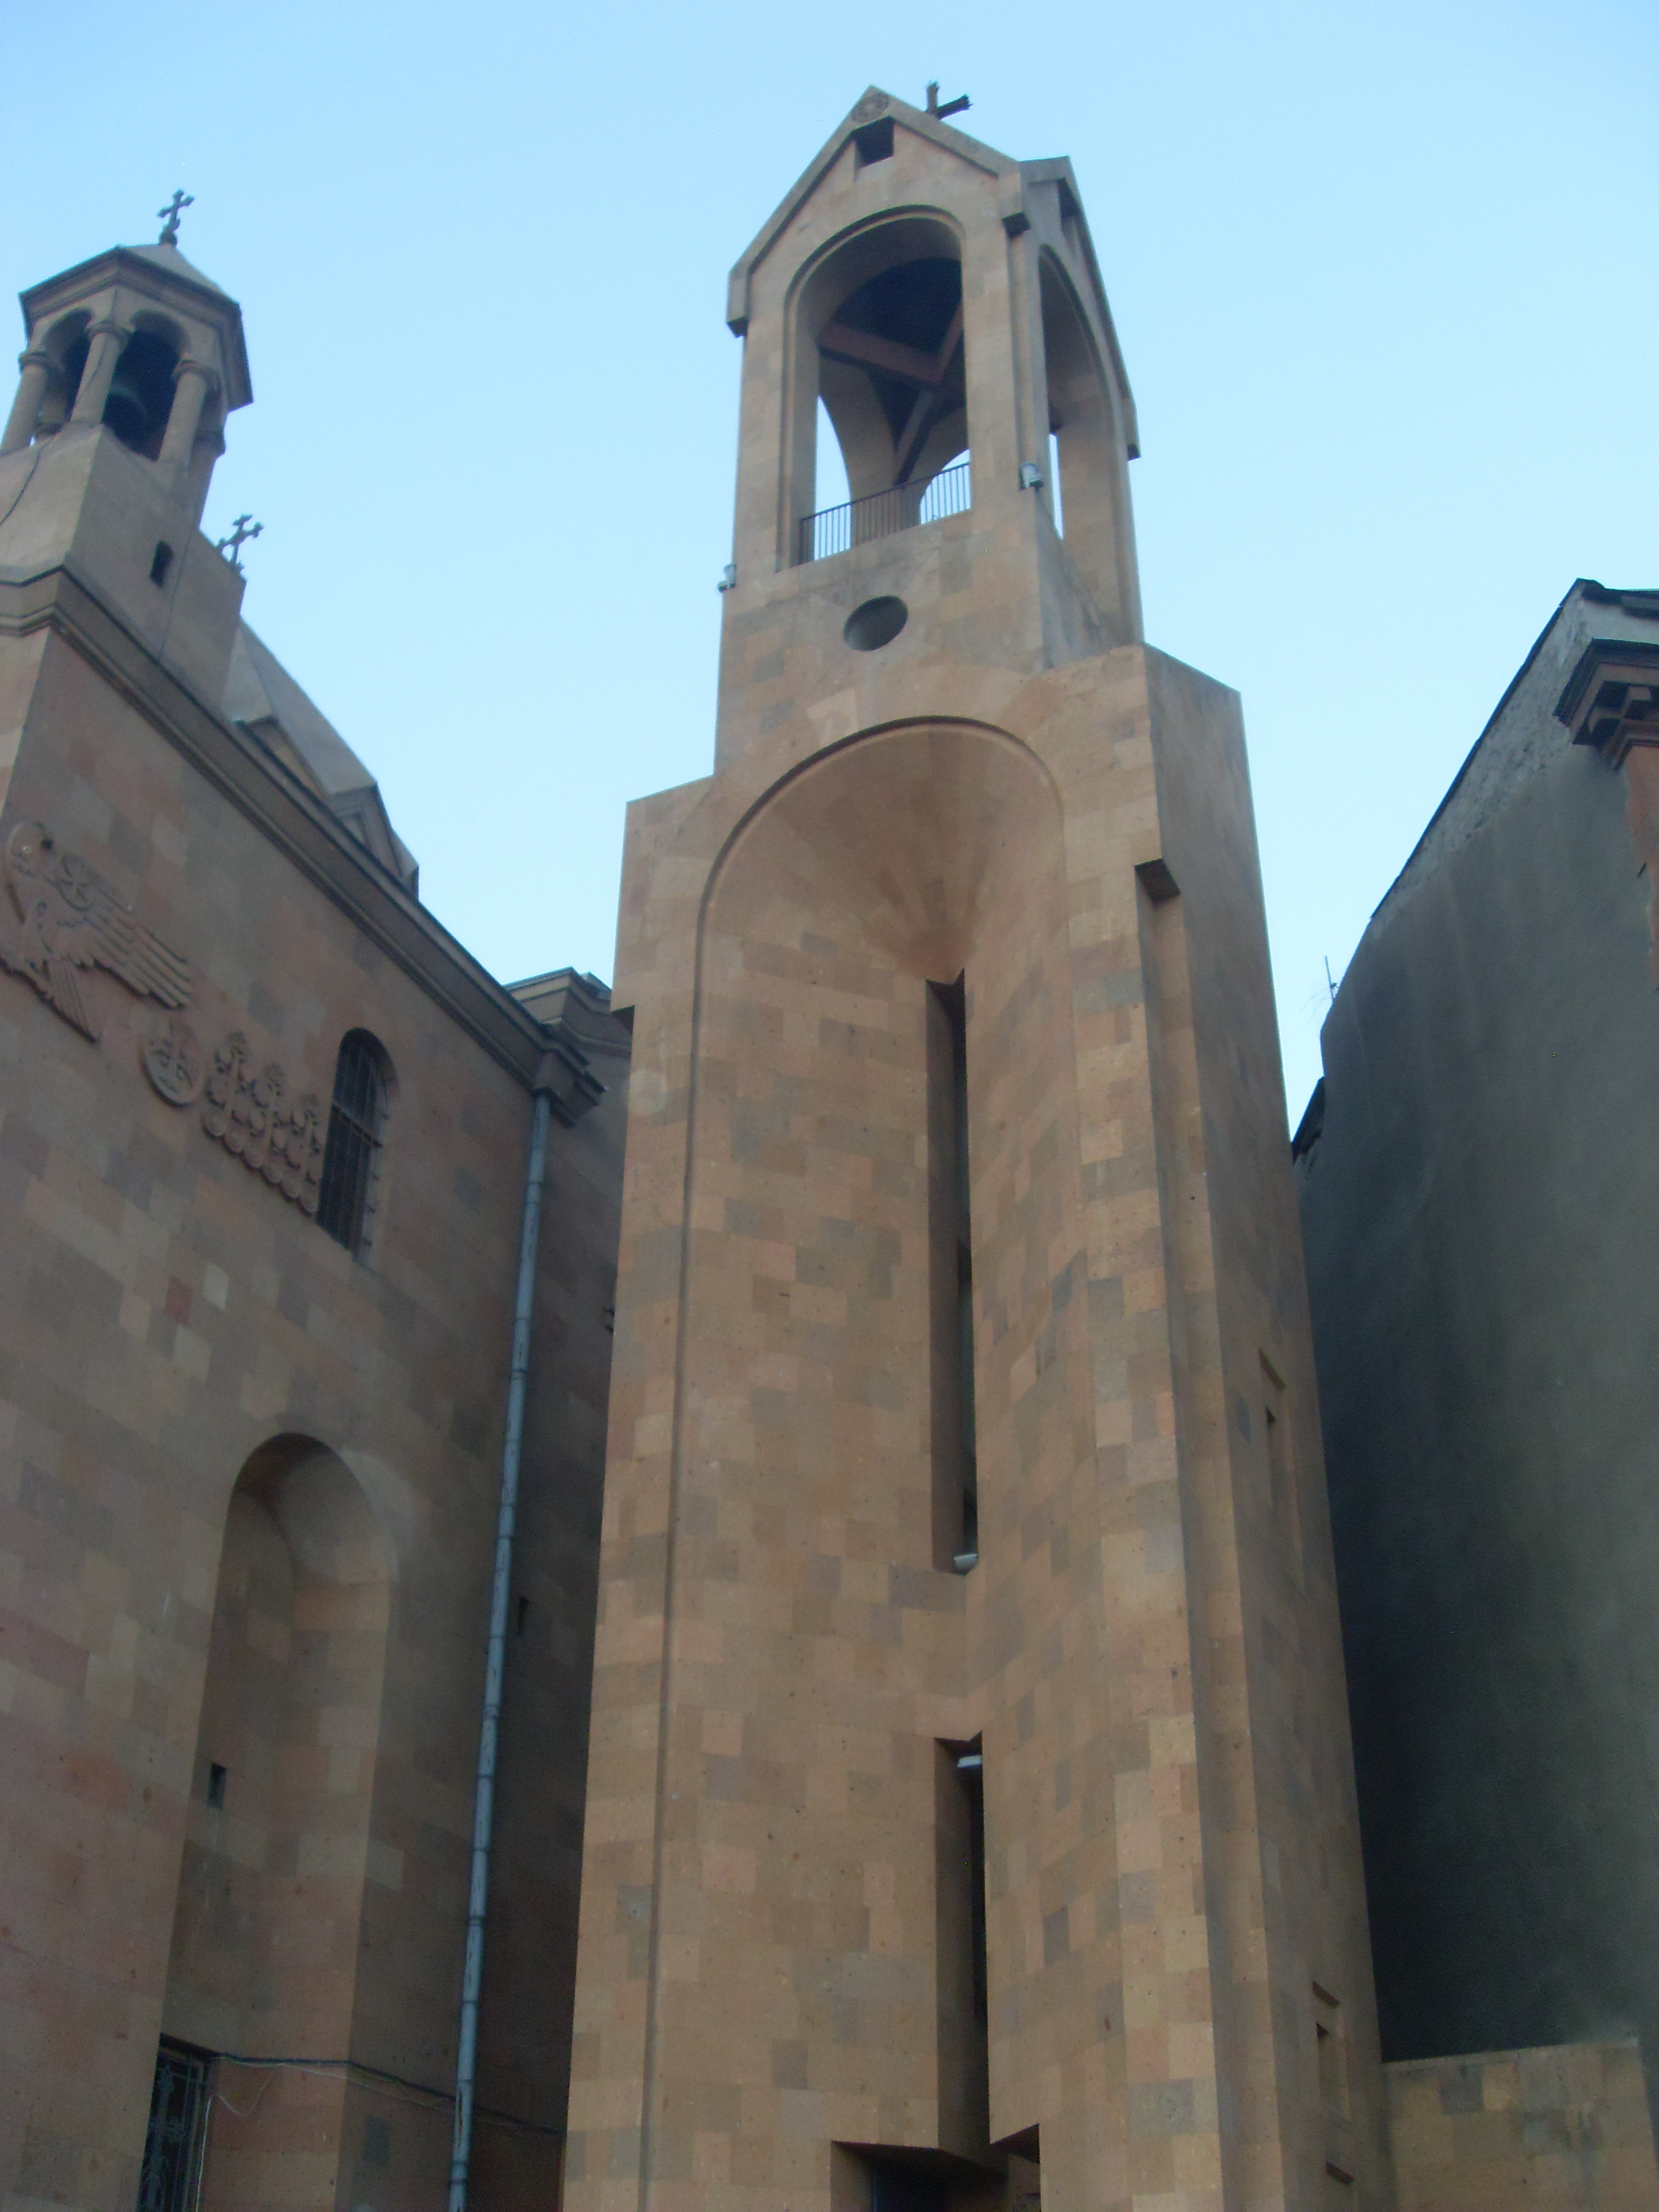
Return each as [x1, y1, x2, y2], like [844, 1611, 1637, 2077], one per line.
[5, 0, 1654, 1120]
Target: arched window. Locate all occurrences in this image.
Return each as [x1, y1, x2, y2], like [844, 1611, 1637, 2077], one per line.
[317, 1029, 388, 1254]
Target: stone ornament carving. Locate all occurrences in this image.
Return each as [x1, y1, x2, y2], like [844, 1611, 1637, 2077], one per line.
[142, 1014, 205, 1105]
[850, 91, 890, 122]
[1, 819, 192, 1042]
[202, 1032, 324, 1214]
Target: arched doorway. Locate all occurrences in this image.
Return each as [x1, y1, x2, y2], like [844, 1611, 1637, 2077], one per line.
[142, 1436, 392, 2212]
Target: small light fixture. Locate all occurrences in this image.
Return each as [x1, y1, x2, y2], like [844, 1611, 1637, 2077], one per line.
[956, 1751, 983, 1772]
[1019, 462, 1045, 491]
[953, 1549, 979, 1574]
[717, 562, 737, 592]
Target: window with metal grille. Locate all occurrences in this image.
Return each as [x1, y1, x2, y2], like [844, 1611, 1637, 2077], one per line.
[317, 1029, 388, 1255]
[138, 2039, 212, 2212]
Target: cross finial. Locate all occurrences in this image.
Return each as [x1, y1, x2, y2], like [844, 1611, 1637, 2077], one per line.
[215, 514, 262, 572]
[925, 83, 971, 121]
[157, 190, 194, 247]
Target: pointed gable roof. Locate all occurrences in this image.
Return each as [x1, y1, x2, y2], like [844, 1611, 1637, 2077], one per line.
[723, 87, 1137, 456]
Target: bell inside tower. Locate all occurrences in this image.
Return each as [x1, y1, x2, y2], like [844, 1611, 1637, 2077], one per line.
[44, 320, 180, 455]
[99, 327, 180, 455]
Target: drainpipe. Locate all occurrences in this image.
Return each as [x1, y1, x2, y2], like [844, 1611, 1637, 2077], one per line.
[448, 1071, 555, 2212]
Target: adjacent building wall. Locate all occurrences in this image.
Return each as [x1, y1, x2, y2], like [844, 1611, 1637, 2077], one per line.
[1387, 2041, 1659, 2212]
[1296, 584, 1659, 2101]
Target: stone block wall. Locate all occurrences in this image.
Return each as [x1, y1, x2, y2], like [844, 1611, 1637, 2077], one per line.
[1387, 2039, 1659, 2211]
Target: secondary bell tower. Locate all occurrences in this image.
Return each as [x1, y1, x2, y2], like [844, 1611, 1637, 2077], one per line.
[569, 89, 1391, 2212]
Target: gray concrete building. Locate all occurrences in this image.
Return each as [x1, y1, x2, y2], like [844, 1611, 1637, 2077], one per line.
[1295, 581, 1659, 2097]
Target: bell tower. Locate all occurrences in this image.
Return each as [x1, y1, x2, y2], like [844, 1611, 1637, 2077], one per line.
[0, 202, 253, 716]
[569, 90, 1391, 2212]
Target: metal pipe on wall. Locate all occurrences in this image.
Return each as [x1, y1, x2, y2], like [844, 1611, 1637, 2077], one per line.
[448, 1078, 554, 2212]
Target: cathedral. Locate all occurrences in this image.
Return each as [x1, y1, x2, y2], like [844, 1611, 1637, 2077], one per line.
[0, 87, 1654, 2212]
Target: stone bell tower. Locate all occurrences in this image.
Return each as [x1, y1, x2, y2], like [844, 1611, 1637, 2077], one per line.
[0, 199, 252, 746]
[568, 89, 1391, 2212]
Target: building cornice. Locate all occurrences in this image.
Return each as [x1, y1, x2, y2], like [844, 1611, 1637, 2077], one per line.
[0, 560, 554, 1090]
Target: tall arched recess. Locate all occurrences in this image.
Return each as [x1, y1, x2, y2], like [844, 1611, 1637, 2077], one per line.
[657, 721, 1094, 2177]
[785, 211, 969, 557]
[153, 1435, 392, 2211]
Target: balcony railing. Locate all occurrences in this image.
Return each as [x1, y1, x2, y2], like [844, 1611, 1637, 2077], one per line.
[798, 459, 971, 565]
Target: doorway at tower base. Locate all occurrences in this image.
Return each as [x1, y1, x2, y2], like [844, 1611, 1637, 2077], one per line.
[1386, 2038, 1659, 2210]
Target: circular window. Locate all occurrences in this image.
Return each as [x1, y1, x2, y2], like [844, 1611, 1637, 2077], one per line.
[843, 596, 908, 652]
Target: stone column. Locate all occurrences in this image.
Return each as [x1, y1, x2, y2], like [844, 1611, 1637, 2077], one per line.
[0, 349, 53, 455]
[69, 320, 125, 427]
[159, 359, 215, 468]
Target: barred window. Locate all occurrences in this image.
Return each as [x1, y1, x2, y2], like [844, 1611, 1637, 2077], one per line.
[317, 1029, 388, 1255]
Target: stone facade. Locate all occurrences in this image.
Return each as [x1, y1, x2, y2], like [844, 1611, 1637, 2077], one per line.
[0, 229, 628, 2210]
[566, 91, 1388, 2212]
[1387, 2041, 1659, 2212]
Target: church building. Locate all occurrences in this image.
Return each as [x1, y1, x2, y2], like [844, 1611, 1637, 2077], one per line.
[0, 209, 630, 2210]
[5, 83, 1659, 2212]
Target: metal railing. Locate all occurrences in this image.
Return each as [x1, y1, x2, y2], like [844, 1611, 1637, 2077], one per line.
[798, 458, 970, 565]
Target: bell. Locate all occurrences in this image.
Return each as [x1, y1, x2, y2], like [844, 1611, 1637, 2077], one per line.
[102, 368, 156, 451]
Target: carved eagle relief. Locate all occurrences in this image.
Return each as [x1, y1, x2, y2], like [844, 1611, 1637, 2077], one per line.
[1, 819, 192, 1041]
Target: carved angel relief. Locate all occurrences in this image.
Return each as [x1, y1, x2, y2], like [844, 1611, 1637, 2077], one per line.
[2, 817, 324, 1219]
[1, 819, 193, 1040]
[202, 1033, 325, 1215]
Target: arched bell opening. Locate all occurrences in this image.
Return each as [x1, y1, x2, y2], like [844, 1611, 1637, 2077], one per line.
[787, 213, 970, 561]
[146, 1435, 392, 2212]
[103, 323, 182, 457]
[1038, 253, 1140, 641]
[35, 311, 91, 437]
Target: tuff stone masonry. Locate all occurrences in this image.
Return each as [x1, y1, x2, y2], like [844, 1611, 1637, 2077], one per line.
[4, 87, 1658, 2212]
[563, 91, 1389, 2212]
[0, 223, 630, 2210]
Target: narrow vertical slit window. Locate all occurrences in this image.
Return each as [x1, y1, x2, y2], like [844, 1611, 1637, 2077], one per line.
[927, 976, 977, 1569]
[318, 1029, 388, 1256]
[935, 1739, 991, 2154]
[958, 1746, 988, 2026]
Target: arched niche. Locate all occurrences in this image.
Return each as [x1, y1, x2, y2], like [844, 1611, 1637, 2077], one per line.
[157, 1435, 392, 2207]
[674, 722, 1092, 2154]
[1038, 251, 1141, 642]
[785, 211, 968, 544]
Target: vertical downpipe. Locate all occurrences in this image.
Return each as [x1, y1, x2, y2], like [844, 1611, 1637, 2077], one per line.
[449, 1078, 554, 2212]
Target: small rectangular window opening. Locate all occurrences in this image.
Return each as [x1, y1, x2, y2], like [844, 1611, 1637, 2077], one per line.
[206, 1761, 227, 1810]
[515, 1593, 530, 1636]
[853, 118, 895, 166]
[148, 541, 174, 588]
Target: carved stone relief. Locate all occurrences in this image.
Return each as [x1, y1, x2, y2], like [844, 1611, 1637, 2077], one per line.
[201, 1033, 324, 1214]
[2, 816, 325, 1218]
[142, 1014, 205, 1105]
[0, 819, 192, 1040]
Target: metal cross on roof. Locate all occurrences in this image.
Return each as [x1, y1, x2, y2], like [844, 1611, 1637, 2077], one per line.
[925, 83, 971, 121]
[215, 514, 262, 571]
[157, 190, 194, 246]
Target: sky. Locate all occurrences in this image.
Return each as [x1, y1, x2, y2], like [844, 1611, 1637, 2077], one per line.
[4, 0, 1655, 1122]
